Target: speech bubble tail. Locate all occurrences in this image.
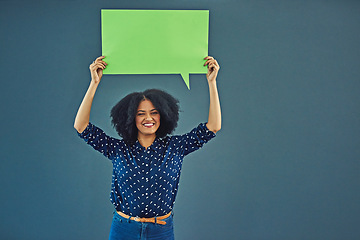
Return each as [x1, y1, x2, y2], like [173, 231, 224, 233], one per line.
[180, 73, 190, 90]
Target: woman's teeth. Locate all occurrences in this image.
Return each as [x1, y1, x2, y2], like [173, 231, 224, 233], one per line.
[144, 123, 154, 127]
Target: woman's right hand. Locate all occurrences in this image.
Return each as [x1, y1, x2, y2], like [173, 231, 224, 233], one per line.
[89, 56, 107, 83]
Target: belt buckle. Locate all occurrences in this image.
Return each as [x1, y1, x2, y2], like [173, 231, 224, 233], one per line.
[134, 217, 140, 222]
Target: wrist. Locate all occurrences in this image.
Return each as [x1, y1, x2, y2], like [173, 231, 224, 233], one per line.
[90, 79, 100, 86]
[208, 79, 217, 86]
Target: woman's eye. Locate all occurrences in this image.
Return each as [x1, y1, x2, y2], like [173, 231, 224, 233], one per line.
[137, 113, 144, 116]
[151, 112, 159, 115]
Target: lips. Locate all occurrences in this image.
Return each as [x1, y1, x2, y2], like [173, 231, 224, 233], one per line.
[143, 123, 155, 128]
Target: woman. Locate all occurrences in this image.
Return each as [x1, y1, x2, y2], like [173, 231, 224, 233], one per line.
[74, 56, 221, 240]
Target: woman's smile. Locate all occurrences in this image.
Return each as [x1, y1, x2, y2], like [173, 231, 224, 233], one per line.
[143, 122, 155, 128]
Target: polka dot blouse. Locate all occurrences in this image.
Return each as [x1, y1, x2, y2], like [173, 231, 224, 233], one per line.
[77, 122, 216, 218]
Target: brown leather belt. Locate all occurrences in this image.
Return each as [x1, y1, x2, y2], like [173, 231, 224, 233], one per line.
[116, 211, 171, 225]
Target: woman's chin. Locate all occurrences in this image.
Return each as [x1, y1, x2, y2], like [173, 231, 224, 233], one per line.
[138, 128, 158, 137]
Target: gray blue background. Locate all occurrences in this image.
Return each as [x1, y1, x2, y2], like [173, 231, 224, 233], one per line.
[1, 0, 359, 239]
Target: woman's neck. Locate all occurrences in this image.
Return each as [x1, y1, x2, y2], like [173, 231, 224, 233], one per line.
[138, 134, 156, 149]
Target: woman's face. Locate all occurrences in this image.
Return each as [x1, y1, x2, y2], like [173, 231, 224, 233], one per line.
[135, 99, 160, 138]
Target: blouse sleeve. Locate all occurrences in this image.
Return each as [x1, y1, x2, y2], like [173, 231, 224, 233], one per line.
[77, 122, 120, 160]
[180, 123, 216, 156]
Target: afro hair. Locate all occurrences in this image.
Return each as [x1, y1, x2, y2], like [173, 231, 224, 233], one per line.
[110, 89, 180, 144]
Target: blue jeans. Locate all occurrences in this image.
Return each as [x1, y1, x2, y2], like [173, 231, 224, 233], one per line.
[109, 211, 175, 240]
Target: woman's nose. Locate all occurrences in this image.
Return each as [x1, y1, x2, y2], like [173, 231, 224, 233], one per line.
[144, 114, 152, 120]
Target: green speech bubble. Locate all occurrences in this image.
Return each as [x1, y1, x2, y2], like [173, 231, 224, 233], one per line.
[101, 9, 209, 89]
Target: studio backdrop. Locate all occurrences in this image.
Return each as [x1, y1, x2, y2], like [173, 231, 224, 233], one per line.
[1, 0, 359, 239]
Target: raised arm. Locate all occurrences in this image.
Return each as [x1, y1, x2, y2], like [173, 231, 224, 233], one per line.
[204, 56, 221, 133]
[74, 56, 107, 133]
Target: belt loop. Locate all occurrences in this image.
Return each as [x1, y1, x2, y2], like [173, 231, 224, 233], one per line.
[127, 216, 131, 223]
[155, 216, 157, 224]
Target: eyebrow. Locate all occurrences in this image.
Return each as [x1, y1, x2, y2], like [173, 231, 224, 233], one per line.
[137, 109, 158, 113]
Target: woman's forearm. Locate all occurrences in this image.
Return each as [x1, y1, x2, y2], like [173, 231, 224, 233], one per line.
[207, 80, 221, 133]
[74, 80, 99, 133]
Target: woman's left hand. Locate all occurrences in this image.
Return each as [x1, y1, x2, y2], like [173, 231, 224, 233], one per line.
[204, 56, 220, 82]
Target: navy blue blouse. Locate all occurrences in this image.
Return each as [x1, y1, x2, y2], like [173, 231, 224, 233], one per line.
[78, 122, 216, 218]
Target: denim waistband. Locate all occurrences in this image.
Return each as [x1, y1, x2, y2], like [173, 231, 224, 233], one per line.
[113, 210, 174, 225]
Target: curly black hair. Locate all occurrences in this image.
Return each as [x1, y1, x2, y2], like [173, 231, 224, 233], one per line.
[110, 89, 180, 144]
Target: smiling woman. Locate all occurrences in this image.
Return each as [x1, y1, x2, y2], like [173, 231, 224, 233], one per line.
[73, 56, 221, 240]
[110, 89, 180, 145]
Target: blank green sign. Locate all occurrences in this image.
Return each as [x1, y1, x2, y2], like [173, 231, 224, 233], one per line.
[101, 9, 209, 89]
